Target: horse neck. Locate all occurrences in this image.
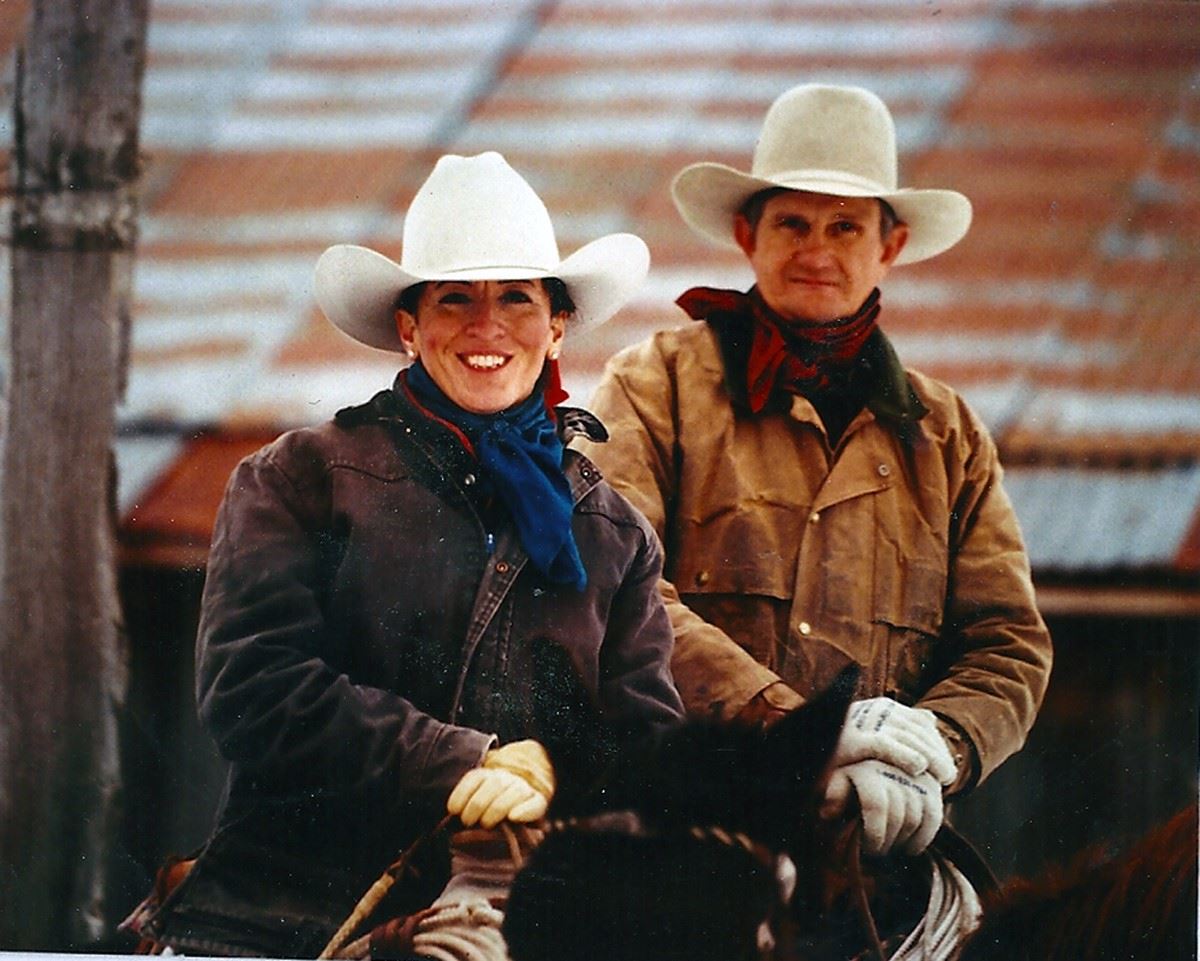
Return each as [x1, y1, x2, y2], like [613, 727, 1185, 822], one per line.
[959, 806, 1198, 961]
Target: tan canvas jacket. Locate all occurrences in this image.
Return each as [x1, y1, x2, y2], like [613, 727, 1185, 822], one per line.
[575, 321, 1052, 791]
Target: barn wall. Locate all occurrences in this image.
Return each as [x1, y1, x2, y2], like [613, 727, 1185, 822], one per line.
[951, 613, 1199, 879]
[116, 566, 223, 910]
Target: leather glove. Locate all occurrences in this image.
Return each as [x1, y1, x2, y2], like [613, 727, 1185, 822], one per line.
[820, 759, 944, 856]
[832, 698, 956, 786]
[483, 739, 555, 797]
[446, 739, 555, 829]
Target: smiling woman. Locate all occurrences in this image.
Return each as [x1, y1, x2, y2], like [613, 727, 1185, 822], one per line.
[397, 279, 567, 415]
[128, 152, 679, 961]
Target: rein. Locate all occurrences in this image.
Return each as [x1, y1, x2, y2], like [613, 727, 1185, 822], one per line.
[547, 811, 774, 856]
[846, 823, 889, 961]
[318, 813, 455, 960]
[321, 816, 543, 960]
[321, 811, 1000, 961]
[846, 823, 998, 961]
[545, 810, 787, 881]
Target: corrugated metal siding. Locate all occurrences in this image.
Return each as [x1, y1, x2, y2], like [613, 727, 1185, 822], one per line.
[1005, 465, 1200, 573]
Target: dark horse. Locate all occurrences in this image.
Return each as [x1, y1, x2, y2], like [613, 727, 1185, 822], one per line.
[504, 667, 866, 961]
[503, 670, 1197, 961]
[958, 803, 1196, 961]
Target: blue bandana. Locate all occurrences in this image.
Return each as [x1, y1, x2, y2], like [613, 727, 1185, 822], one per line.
[404, 362, 586, 591]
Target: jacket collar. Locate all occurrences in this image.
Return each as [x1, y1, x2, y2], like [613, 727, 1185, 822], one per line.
[857, 327, 929, 429]
[701, 304, 928, 434]
[335, 373, 609, 444]
[333, 375, 610, 504]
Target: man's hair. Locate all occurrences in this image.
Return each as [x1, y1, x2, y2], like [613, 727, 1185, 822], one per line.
[737, 188, 902, 238]
[396, 278, 576, 318]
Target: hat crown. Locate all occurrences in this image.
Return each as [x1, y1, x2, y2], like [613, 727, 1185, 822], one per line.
[401, 152, 561, 275]
[753, 84, 898, 191]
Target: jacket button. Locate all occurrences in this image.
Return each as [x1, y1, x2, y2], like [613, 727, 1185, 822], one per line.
[464, 473, 476, 486]
[878, 463, 890, 477]
[798, 621, 812, 636]
[695, 570, 710, 587]
[809, 512, 820, 524]
[495, 561, 510, 574]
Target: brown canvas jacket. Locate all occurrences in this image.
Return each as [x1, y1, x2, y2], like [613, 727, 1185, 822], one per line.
[575, 321, 1052, 793]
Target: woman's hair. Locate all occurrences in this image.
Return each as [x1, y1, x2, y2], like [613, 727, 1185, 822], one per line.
[396, 278, 576, 318]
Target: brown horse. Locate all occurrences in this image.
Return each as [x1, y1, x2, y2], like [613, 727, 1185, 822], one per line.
[957, 804, 1197, 961]
[503, 669, 1198, 961]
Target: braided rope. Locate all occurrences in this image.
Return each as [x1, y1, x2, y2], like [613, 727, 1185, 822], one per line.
[318, 813, 455, 960]
[547, 812, 765, 862]
[887, 849, 982, 961]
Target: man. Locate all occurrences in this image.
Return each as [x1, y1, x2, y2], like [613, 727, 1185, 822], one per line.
[575, 84, 1052, 856]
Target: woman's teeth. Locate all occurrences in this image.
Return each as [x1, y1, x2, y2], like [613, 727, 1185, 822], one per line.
[463, 354, 509, 370]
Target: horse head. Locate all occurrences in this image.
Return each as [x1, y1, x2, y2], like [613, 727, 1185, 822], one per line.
[502, 668, 858, 961]
[505, 658, 1196, 961]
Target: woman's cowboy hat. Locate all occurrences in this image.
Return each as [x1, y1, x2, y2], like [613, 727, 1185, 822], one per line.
[671, 84, 972, 265]
[314, 151, 650, 352]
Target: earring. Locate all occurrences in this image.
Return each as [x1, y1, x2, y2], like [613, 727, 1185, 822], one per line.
[548, 348, 560, 360]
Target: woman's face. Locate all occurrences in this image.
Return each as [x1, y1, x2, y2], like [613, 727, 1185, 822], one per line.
[397, 280, 567, 414]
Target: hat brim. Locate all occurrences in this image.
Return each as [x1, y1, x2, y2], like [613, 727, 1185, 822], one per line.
[314, 234, 650, 353]
[671, 162, 972, 265]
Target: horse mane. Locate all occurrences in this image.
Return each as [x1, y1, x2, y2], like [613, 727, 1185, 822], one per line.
[959, 804, 1198, 961]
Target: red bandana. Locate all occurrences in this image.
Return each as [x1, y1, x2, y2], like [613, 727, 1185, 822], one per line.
[676, 286, 881, 413]
[543, 358, 570, 413]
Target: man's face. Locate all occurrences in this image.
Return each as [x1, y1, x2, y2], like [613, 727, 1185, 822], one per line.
[397, 280, 566, 414]
[734, 191, 909, 324]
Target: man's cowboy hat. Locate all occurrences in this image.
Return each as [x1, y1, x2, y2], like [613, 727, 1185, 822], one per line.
[314, 151, 650, 352]
[671, 84, 972, 265]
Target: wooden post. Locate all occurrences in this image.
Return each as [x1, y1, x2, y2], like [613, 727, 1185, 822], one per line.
[0, 0, 149, 948]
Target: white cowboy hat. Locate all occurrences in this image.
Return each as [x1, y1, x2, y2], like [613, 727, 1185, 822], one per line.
[314, 151, 650, 352]
[671, 84, 972, 265]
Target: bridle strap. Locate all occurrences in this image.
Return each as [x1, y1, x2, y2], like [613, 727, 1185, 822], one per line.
[847, 823, 890, 961]
[930, 823, 1000, 900]
[546, 812, 776, 868]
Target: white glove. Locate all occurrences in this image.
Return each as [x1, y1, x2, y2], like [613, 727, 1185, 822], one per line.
[821, 759, 944, 856]
[832, 698, 956, 786]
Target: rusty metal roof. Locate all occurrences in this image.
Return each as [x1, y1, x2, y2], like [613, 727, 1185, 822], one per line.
[2, 0, 1198, 576]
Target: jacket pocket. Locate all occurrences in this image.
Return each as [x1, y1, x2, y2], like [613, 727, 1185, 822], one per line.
[872, 552, 946, 634]
[671, 504, 800, 599]
[671, 505, 800, 670]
